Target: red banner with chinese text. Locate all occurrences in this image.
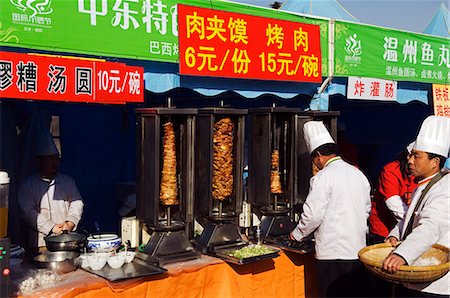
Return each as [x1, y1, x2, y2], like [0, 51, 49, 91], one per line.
[0, 51, 144, 104]
[178, 5, 322, 83]
[432, 84, 450, 118]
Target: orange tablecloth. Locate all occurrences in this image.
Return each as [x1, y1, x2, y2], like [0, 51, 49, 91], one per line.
[18, 251, 317, 298]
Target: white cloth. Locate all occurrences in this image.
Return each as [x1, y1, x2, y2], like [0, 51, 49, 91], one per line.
[18, 173, 84, 247]
[388, 174, 450, 295]
[291, 158, 371, 260]
[385, 195, 408, 220]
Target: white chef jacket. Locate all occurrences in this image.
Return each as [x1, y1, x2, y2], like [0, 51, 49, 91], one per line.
[18, 173, 84, 247]
[388, 173, 450, 295]
[292, 157, 372, 260]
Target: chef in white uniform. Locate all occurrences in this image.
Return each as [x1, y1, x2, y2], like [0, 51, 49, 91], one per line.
[290, 121, 371, 297]
[383, 115, 450, 297]
[18, 129, 84, 255]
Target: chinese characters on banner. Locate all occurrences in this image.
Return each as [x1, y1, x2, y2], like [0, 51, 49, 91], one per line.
[0, 51, 144, 104]
[178, 5, 322, 83]
[347, 77, 397, 101]
[432, 84, 450, 117]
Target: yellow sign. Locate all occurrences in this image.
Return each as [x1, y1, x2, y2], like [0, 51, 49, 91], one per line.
[432, 84, 450, 118]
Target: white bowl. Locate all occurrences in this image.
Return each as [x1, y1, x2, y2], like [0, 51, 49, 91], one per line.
[87, 234, 121, 253]
[79, 254, 90, 268]
[107, 255, 125, 269]
[117, 251, 135, 263]
[87, 257, 107, 271]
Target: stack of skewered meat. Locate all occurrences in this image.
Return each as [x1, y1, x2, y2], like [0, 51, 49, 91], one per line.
[160, 121, 179, 205]
[270, 150, 282, 194]
[212, 118, 234, 200]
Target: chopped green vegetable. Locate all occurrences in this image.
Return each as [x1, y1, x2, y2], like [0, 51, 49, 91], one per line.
[227, 245, 276, 259]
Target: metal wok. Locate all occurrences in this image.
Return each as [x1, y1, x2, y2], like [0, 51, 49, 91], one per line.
[33, 251, 80, 274]
[44, 230, 86, 252]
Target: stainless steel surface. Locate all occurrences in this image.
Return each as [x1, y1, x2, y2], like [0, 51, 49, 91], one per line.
[214, 244, 280, 265]
[274, 239, 315, 254]
[81, 257, 167, 281]
[33, 251, 80, 274]
[44, 230, 86, 252]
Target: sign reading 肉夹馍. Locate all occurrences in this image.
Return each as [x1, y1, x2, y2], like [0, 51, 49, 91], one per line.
[178, 5, 322, 82]
[0, 0, 328, 68]
[0, 51, 144, 104]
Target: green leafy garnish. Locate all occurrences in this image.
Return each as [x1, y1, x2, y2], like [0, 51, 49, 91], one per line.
[228, 245, 276, 259]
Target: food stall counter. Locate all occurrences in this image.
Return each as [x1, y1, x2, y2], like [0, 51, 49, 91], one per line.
[15, 252, 317, 298]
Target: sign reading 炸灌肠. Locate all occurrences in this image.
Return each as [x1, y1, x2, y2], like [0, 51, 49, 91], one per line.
[178, 4, 322, 83]
[0, 51, 144, 104]
[347, 77, 397, 101]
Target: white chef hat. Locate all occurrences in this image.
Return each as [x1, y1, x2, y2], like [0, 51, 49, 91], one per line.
[303, 121, 335, 154]
[413, 115, 450, 157]
[36, 129, 59, 157]
[406, 141, 415, 154]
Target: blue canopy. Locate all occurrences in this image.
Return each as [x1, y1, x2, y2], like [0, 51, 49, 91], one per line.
[280, 0, 359, 22]
[422, 3, 450, 38]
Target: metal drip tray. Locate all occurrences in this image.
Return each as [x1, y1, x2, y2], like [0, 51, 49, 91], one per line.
[213, 243, 280, 265]
[260, 206, 290, 215]
[275, 239, 315, 254]
[81, 257, 167, 282]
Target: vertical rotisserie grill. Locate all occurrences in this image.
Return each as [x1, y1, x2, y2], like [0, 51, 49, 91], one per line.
[194, 108, 247, 255]
[136, 108, 199, 265]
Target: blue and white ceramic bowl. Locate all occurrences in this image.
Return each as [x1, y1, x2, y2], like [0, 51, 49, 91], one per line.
[87, 234, 121, 253]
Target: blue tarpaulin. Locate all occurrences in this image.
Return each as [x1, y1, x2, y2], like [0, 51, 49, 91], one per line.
[423, 3, 450, 38]
[280, 0, 359, 22]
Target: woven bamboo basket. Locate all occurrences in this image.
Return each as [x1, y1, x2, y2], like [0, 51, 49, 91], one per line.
[358, 243, 450, 283]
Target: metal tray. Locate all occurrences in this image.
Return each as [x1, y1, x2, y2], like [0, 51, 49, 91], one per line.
[214, 244, 280, 265]
[274, 239, 315, 254]
[81, 258, 167, 282]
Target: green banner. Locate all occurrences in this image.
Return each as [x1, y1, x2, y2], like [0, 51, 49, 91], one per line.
[334, 21, 450, 84]
[0, 0, 328, 74]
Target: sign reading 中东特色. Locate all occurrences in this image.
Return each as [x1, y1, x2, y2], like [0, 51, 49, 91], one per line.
[334, 21, 450, 85]
[432, 84, 450, 117]
[178, 4, 322, 82]
[0, 51, 144, 104]
[347, 76, 397, 101]
[1, 0, 180, 62]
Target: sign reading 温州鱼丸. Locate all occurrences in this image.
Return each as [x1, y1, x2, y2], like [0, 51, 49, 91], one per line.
[334, 21, 450, 85]
[0, 51, 144, 104]
[178, 4, 322, 83]
[347, 77, 397, 101]
[432, 84, 450, 117]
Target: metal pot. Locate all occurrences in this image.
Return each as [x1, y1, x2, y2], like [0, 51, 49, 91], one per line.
[44, 230, 86, 252]
[33, 251, 80, 274]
